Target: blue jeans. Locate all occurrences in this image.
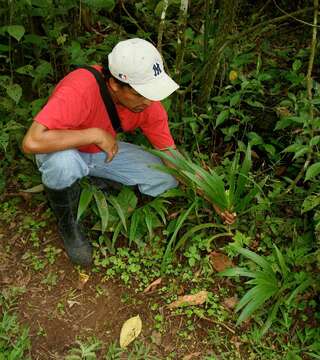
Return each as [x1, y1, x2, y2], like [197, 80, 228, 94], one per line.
[35, 142, 178, 197]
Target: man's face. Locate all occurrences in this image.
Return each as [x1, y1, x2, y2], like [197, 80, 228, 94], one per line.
[108, 79, 153, 112]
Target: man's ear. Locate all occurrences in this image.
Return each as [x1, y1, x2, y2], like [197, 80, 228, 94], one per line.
[108, 77, 121, 93]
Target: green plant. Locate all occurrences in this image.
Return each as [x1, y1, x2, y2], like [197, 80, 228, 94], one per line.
[65, 339, 101, 360]
[220, 245, 314, 337]
[153, 145, 263, 214]
[0, 288, 31, 359]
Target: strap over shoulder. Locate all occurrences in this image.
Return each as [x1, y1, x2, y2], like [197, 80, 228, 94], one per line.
[78, 65, 123, 133]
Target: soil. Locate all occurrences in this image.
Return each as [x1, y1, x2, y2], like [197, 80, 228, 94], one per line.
[0, 194, 237, 360]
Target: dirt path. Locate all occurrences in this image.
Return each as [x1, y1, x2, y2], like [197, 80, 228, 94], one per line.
[0, 197, 232, 359]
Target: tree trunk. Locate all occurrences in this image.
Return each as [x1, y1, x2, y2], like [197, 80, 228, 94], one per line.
[197, 0, 239, 109]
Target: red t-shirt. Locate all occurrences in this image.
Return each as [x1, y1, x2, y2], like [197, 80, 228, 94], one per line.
[35, 67, 175, 153]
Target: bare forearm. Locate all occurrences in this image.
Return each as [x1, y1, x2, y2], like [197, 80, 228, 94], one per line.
[23, 127, 100, 154]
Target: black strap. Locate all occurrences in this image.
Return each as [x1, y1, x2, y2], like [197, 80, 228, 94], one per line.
[79, 65, 123, 133]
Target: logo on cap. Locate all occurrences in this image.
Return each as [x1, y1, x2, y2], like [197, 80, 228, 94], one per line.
[119, 73, 127, 80]
[153, 63, 162, 77]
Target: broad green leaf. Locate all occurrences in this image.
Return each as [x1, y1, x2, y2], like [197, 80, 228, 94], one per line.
[236, 285, 277, 324]
[6, 83, 22, 104]
[274, 117, 293, 130]
[108, 195, 127, 231]
[219, 267, 257, 278]
[293, 147, 309, 160]
[305, 162, 320, 181]
[310, 136, 320, 146]
[283, 143, 304, 153]
[230, 93, 241, 107]
[236, 286, 263, 312]
[93, 189, 109, 233]
[238, 248, 274, 273]
[117, 187, 138, 214]
[77, 187, 93, 220]
[215, 109, 229, 128]
[129, 211, 141, 246]
[292, 59, 302, 72]
[247, 132, 263, 146]
[302, 195, 320, 213]
[7, 25, 25, 41]
[16, 64, 34, 77]
[245, 99, 264, 108]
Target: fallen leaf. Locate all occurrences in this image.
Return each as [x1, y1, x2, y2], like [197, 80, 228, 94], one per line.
[67, 300, 81, 308]
[143, 277, 162, 293]
[168, 290, 208, 309]
[182, 352, 202, 360]
[151, 330, 162, 346]
[210, 251, 234, 272]
[223, 296, 238, 310]
[21, 184, 44, 193]
[229, 70, 238, 81]
[119, 315, 142, 348]
[77, 271, 90, 289]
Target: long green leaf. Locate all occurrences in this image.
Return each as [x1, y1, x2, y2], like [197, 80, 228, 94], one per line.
[108, 195, 127, 232]
[111, 222, 123, 250]
[183, 170, 228, 210]
[219, 267, 257, 278]
[161, 201, 196, 273]
[286, 278, 313, 305]
[273, 244, 289, 278]
[238, 248, 274, 273]
[234, 144, 252, 202]
[174, 223, 226, 252]
[129, 210, 141, 247]
[236, 285, 277, 324]
[260, 298, 282, 337]
[227, 153, 240, 208]
[77, 187, 93, 221]
[93, 189, 109, 233]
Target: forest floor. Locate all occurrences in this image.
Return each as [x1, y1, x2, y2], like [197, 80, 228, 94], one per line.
[0, 190, 242, 360]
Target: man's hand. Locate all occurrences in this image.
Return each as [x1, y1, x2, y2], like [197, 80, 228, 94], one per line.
[94, 129, 118, 162]
[213, 204, 236, 225]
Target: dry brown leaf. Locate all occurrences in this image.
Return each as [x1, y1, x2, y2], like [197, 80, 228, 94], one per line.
[119, 315, 142, 348]
[182, 352, 202, 360]
[77, 271, 90, 290]
[143, 277, 162, 293]
[223, 296, 238, 310]
[210, 251, 234, 272]
[21, 184, 44, 193]
[67, 300, 81, 308]
[168, 290, 208, 309]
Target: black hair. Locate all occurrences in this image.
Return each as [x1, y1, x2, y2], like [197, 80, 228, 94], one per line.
[102, 58, 132, 89]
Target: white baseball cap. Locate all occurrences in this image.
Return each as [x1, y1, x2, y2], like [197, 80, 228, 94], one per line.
[108, 38, 179, 101]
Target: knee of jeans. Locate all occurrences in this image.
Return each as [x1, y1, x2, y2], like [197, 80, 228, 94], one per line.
[39, 150, 89, 189]
[140, 173, 178, 197]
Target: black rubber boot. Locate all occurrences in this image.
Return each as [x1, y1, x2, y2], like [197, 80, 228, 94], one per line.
[45, 181, 92, 266]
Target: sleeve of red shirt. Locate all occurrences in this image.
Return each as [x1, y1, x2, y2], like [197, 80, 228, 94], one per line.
[34, 85, 90, 130]
[140, 102, 175, 149]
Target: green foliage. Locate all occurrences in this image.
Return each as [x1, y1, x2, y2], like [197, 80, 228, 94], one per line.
[153, 145, 263, 214]
[220, 242, 314, 337]
[0, 290, 31, 360]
